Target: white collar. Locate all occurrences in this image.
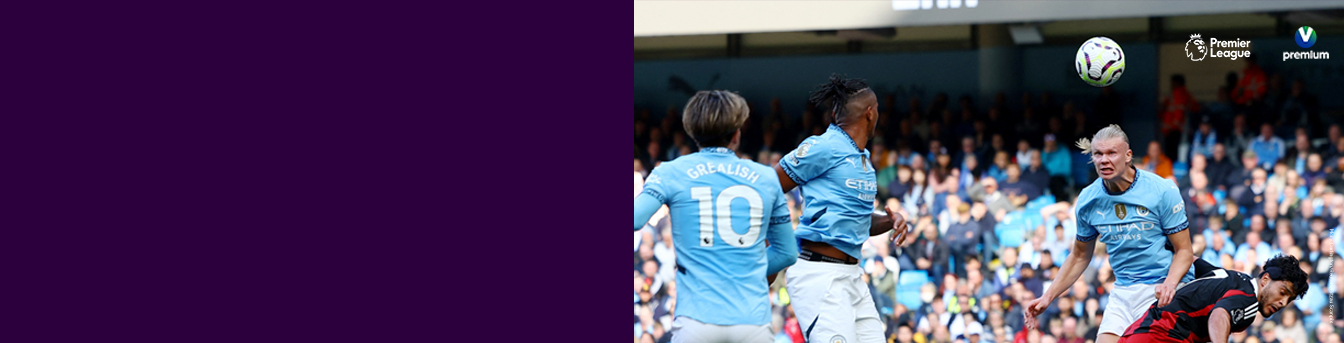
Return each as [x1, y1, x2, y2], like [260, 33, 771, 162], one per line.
[1250, 274, 1261, 298]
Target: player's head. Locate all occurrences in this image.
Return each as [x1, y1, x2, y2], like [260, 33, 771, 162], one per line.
[1256, 254, 1309, 318]
[809, 74, 877, 135]
[1076, 124, 1132, 180]
[682, 90, 750, 150]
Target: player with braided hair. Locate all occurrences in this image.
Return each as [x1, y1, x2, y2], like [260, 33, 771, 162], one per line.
[773, 74, 911, 343]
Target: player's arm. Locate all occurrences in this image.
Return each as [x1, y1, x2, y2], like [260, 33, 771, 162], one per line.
[1208, 307, 1233, 343]
[774, 139, 827, 194]
[869, 209, 904, 236]
[764, 228, 798, 276]
[1026, 237, 1096, 329]
[774, 164, 799, 193]
[766, 191, 798, 277]
[1026, 205, 1097, 329]
[875, 206, 914, 244]
[1158, 229, 1195, 306]
[635, 169, 670, 231]
[870, 211, 892, 236]
[1046, 237, 1097, 301]
[634, 194, 663, 231]
[765, 232, 797, 285]
[1210, 289, 1257, 343]
[1048, 203, 1099, 301]
[1158, 184, 1196, 307]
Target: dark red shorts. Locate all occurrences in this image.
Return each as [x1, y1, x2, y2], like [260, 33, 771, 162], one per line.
[1118, 332, 1188, 343]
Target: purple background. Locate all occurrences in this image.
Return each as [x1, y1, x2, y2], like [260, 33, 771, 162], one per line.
[7, 2, 625, 342]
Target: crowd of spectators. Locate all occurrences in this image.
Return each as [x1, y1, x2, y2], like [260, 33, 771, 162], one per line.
[633, 59, 1342, 343]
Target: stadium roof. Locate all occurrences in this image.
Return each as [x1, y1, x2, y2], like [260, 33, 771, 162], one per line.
[635, 1, 1344, 37]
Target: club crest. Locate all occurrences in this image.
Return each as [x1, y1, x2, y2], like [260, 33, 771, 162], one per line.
[1136, 206, 1149, 216]
[796, 142, 812, 158]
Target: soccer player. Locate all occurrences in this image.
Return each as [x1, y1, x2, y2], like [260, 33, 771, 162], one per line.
[1024, 125, 1196, 343]
[1119, 255, 1309, 343]
[634, 90, 798, 343]
[774, 75, 912, 343]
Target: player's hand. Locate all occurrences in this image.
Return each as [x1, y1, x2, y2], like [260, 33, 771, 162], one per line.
[887, 205, 914, 246]
[1155, 281, 1177, 307]
[1022, 296, 1051, 330]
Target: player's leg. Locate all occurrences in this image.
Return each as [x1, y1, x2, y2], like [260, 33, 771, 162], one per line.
[787, 259, 858, 343]
[1099, 284, 1157, 343]
[853, 270, 886, 343]
[727, 323, 774, 343]
[670, 316, 772, 343]
[670, 316, 706, 343]
[1116, 332, 1158, 343]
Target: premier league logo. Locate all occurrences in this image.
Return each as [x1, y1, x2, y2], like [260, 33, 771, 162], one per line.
[1186, 34, 1207, 61]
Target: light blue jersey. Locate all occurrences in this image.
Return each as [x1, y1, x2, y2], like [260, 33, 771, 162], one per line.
[1075, 166, 1195, 287]
[633, 147, 797, 327]
[781, 124, 876, 260]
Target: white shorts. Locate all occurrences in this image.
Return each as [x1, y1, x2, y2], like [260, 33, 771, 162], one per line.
[785, 259, 884, 343]
[1099, 283, 1158, 336]
[669, 316, 772, 343]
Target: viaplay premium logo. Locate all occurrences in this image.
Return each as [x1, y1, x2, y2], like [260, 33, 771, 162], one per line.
[1186, 34, 1252, 61]
[1296, 26, 1318, 48]
[1285, 26, 1330, 61]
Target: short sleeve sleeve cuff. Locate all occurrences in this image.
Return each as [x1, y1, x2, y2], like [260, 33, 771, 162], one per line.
[780, 161, 807, 186]
[641, 188, 666, 203]
[1076, 233, 1098, 243]
[1163, 221, 1190, 235]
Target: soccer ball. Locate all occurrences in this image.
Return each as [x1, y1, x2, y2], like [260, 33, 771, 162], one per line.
[1075, 37, 1125, 87]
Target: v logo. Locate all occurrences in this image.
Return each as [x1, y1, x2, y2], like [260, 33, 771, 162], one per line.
[1299, 27, 1314, 41]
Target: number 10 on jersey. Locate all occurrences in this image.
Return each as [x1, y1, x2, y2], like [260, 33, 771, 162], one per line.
[690, 186, 763, 248]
